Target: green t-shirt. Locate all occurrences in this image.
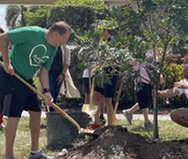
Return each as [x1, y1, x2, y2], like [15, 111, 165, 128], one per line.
[8, 26, 57, 80]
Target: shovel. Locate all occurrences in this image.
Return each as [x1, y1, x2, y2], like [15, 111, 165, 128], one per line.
[81, 71, 98, 119]
[0, 61, 96, 136]
[113, 76, 124, 124]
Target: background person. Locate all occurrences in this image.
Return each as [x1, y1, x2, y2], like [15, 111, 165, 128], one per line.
[0, 27, 4, 130]
[122, 49, 155, 129]
[89, 28, 119, 129]
[158, 64, 188, 128]
[0, 21, 72, 159]
[78, 47, 95, 105]
[82, 68, 94, 104]
[48, 44, 71, 109]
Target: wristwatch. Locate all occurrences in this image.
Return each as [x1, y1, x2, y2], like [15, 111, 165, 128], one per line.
[43, 88, 50, 93]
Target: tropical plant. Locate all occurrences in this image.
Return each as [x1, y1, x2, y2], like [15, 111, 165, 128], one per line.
[5, 5, 26, 29]
[47, 6, 97, 33]
[24, 6, 50, 27]
[136, 0, 188, 138]
[55, 0, 105, 9]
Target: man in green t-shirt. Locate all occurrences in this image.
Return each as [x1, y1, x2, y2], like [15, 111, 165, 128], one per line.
[0, 21, 72, 159]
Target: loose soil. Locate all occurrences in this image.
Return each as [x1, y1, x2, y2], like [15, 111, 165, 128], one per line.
[57, 125, 188, 159]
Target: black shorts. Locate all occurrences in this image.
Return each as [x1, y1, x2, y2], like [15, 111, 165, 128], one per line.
[94, 85, 103, 95]
[94, 75, 119, 98]
[0, 67, 41, 117]
[137, 82, 152, 109]
[82, 77, 93, 94]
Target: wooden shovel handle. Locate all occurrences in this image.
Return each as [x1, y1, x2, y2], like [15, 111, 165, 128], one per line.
[114, 77, 124, 114]
[0, 61, 81, 131]
[113, 76, 124, 123]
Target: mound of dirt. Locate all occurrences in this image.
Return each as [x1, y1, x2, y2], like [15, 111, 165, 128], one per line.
[58, 125, 188, 159]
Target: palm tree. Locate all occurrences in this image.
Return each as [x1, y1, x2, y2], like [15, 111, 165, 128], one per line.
[5, 5, 26, 29]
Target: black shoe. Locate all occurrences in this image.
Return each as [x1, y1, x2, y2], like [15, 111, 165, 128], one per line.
[41, 122, 47, 129]
[100, 114, 106, 125]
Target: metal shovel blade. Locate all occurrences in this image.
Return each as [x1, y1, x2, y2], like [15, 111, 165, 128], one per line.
[81, 104, 98, 117]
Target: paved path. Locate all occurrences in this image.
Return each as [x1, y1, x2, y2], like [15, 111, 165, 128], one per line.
[22, 110, 171, 120]
[107, 113, 171, 120]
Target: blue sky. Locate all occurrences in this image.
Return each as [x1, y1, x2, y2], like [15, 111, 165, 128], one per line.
[0, 5, 8, 31]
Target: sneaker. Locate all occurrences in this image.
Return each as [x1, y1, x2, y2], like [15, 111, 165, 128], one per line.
[0, 123, 5, 130]
[122, 110, 133, 125]
[100, 114, 106, 125]
[40, 122, 47, 129]
[144, 121, 153, 129]
[88, 124, 101, 130]
[28, 150, 54, 159]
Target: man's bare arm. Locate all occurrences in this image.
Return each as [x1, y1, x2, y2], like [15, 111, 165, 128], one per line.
[158, 88, 179, 98]
[0, 33, 14, 74]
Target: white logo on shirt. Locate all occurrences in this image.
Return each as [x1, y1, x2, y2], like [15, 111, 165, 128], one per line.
[29, 44, 49, 66]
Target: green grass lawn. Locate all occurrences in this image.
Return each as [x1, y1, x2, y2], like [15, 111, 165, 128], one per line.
[0, 117, 188, 158]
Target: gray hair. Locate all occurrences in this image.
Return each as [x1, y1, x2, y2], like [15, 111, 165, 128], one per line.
[48, 21, 73, 35]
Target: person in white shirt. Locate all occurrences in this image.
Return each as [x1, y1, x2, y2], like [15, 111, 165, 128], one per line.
[158, 64, 188, 127]
[82, 68, 94, 104]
